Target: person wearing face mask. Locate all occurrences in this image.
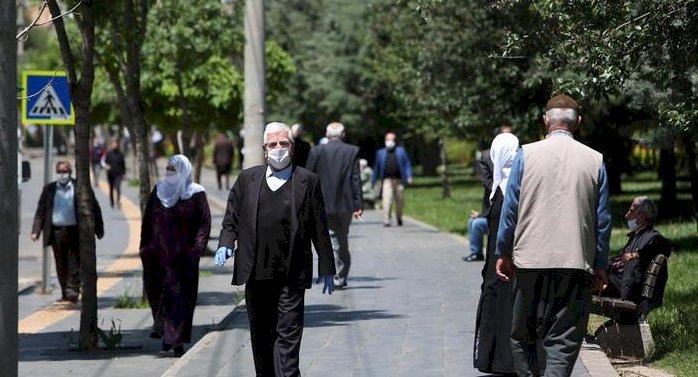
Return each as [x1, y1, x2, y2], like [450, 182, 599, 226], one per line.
[214, 122, 336, 376]
[139, 154, 211, 357]
[371, 131, 413, 227]
[603, 196, 672, 303]
[30, 161, 105, 303]
[307, 122, 363, 290]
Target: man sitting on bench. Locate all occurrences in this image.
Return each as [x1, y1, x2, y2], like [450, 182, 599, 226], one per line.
[602, 196, 672, 303]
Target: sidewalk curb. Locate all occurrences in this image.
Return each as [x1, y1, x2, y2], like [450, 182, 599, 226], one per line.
[160, 299, 247, 377]
[403, 215, 619, 377]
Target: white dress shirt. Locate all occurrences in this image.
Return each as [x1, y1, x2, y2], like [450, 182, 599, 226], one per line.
[266, 165, 292, 192]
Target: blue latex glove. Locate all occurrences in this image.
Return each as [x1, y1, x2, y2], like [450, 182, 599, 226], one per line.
[316, 275, 335, 295]
[214, 247, 233, 266]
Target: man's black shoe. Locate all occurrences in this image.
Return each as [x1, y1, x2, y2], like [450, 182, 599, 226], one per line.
[462, 254, 484, 262]
[397, 218, 403, 226]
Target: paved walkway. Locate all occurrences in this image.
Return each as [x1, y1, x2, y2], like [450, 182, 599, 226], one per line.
[17, 156, 617, 376]
[164, 212, 606, 377]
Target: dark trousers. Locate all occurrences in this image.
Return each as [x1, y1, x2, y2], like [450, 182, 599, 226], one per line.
[510, 269, 591, 377]
[107, 173, 123, 208]
[216, 164, 231, 190]
[604, 259, 643, 302]
[246, 280, 305, 377]
[326, 212, 353, 285]
[51, 225, 80, 299]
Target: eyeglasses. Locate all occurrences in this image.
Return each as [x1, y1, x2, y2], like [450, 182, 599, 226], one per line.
[265, 140, 292, 149]
[166, 166, 176, 172]
[56, 170, 70, 174]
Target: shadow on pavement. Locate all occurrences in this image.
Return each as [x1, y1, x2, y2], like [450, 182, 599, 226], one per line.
[303, 304, 404, 328]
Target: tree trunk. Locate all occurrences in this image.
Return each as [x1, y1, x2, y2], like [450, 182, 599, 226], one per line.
[47, 0, 98, 350]
[682, 132, 698, 229]
[104, 0, 151, 215]
[193, 131, 205, 183]
[658, 146, 677, 219]
[438, 137, 451, 199]
[1, 1, 19, 373]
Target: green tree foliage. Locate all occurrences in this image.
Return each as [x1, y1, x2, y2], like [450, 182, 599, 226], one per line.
[141, 0, 244, 133]
[266, 0, 382, 139]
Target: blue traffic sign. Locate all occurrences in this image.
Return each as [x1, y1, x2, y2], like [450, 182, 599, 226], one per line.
[21, 70, 75, 125]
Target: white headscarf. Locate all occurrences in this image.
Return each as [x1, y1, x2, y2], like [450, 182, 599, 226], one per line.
[156, 154, 206, 208]
[489, 133, 520, 202]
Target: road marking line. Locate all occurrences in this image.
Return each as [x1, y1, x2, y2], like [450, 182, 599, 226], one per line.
[18, 181, 141, 334]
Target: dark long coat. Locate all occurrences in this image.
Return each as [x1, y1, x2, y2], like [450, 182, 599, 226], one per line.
[139, 188, 211, 345]
[473, 187, 516, 375]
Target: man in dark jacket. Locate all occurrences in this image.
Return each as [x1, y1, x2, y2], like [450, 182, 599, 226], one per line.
[213, 133, 235, 190]
[307, 122, 363, 289]
[603, 196, 672, 303]
[214, 122, 335, 376]
[371, 132, 413, 227]
[30, 161, 104, 302]
[291, 124, 311, 168]
[104, 140, 126, 208]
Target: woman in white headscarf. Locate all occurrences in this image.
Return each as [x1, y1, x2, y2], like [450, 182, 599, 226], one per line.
[473, 132, 519, 375]
[139, 154, 211, 357]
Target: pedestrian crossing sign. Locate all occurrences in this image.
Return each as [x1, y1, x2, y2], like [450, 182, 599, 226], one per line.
[21, 70, 75, 125]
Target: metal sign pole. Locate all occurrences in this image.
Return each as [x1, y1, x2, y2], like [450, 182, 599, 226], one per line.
[41, 125, 53, 294]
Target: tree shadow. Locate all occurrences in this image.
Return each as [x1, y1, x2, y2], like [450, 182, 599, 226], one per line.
[19, 305, 247, 362]
[303, 304, 404, 328]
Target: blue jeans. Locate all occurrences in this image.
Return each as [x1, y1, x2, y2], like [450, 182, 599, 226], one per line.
[468, 216, 488, 256]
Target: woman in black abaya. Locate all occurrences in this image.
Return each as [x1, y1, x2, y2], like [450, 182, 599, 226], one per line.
[473, 132, 519, 375]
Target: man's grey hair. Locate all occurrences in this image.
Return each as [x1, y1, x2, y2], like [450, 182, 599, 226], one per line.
[634, 196, 658, 223]
[291, 124, 302, 137]
[326, 122, 345, 139]
[263, 122, 294, 145]
[545, 108, 578, 127]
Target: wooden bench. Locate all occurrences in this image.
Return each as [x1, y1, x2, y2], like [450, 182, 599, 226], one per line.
[588, 253, 669, 360]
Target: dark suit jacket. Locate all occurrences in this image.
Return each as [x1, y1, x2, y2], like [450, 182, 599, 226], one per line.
[31, 179, 105, 247]
[218, 165, 335, 288]
[306, 139, 363, 214]
[292, 138, 311, 168]
[476, 149, 494, 215]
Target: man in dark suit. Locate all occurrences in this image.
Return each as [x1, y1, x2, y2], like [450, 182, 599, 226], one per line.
[214, 122, 336, 377]
[213, 133, 235, 190]
[30, 161, 104, 302]
[291, 124, 311, 168]
[307, 122, 363, 289]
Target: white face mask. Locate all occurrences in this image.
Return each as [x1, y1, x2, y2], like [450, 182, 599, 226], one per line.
[385, 140, 396, 149]
[268, 148, 291, 170]
[57, 173, 71, 185]
[165, 170, 179, 185]
[627, 219, 639, 232]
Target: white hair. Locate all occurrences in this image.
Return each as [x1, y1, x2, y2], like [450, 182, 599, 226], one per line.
[545, 108, 578, 126]
[326, 122, 345, 139]
[291, 124, 302, 137]
[263, 122, 294, 145]
[634, 196, 658, 223]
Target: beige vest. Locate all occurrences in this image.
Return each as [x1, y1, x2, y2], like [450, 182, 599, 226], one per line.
[514, 136, 603, 273]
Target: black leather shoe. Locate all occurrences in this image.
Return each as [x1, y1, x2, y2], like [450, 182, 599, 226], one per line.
[462, 254, 484, 262]
[162, 341, 172, 352]
[397, 218, 403, 226]
[173, 345, 185, 357]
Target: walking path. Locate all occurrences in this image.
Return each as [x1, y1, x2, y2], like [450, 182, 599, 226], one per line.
[18, 157, 618, 376]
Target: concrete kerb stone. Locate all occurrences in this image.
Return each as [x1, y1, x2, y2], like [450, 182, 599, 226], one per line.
[161, 298, 247, 377]
[403, 215, 620, 377]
